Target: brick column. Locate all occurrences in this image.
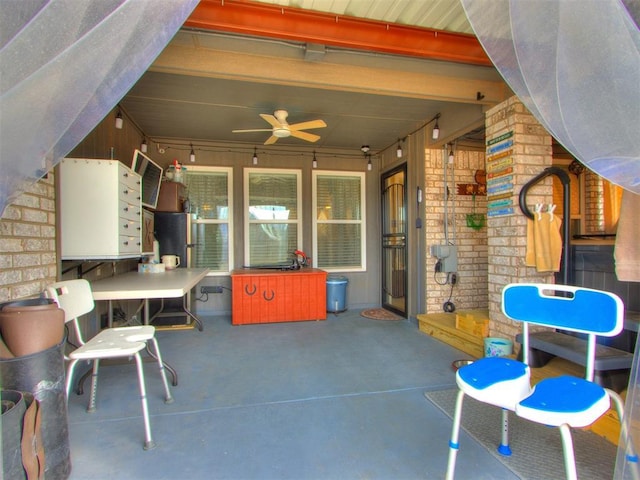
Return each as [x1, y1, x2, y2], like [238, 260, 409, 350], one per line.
[486, 96, 555, 340]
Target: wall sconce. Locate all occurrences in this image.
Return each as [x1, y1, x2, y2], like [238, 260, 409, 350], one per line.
[312, 151, 318, 169]
[252, 147, 258, 165]
[568, 159, 585, 177]
[189, 143, 196, 163]
[140, 137, 148, 153]
[115, 108, 123, 129]
[432, 114, 440, 140]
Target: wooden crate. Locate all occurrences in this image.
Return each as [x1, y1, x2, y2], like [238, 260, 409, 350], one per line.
[418, 313, 484, 358]
[455, 310, 490, 337]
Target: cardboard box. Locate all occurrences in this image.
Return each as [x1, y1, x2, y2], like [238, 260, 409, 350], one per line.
[155, 181, 186, 212]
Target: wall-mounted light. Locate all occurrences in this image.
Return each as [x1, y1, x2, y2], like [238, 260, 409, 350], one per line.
[252, 147, 258, 165]
[568, 159, 585, 177]
[189, 144, 196, 163]
[140, 137, 148, 153]
[312, 151, 318, 169]
[432, 114, 440, 140]
[361, 145, 372, 172]
[115, 108, 123, 129]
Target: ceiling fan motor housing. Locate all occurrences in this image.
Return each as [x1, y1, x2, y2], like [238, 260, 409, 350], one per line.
[273, 127, 291, 138]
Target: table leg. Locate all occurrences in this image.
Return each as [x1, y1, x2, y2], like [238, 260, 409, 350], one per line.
[144, 298, 178, 386]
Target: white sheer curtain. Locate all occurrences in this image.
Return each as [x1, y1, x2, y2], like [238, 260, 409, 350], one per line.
[461, 0, 640, 193]
[0, 0, 199, 216]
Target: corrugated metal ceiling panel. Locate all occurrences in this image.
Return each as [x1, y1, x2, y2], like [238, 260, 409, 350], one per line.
[250, 0, 473, 34]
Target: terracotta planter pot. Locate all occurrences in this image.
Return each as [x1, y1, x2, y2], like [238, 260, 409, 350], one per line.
[0, 299, 65, 357]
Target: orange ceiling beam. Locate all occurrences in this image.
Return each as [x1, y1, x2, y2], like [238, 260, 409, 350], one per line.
[184, 0, 492, 67]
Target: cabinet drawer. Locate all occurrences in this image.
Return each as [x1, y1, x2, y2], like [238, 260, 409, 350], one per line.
[119, 219, 141, 237]
[120, 170, 141, 191]
[119, 235, 141, 253]
[119, 200, 141, 221]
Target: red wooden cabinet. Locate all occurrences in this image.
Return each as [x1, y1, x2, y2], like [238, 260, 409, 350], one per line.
[231, 269, 327, 325]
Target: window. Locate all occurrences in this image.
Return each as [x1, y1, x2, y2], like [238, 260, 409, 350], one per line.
[312, 171, 366, 272]
[184, 167, 233, 274]
[244, 168, 302, 266]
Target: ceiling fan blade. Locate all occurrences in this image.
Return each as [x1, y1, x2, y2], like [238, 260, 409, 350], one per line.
[289, 130, 321, 143]
[264, 135, 279, 145]
[232, 129, 272, 133]
[259, 114, 282, 128]
[289, 119, 327, 131]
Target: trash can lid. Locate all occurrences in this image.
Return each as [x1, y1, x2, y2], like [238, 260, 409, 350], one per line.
[327, 275, 348, 284]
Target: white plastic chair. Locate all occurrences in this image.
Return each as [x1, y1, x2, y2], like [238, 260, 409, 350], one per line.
[445, 326, 531, 478]
[501, 283, 635, 480]
[46, 279, 173, 450]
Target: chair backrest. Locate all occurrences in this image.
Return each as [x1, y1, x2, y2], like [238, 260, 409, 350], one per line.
[45, 279, 95, 323]
[502, 283, 624, 382]
[502, 283, 624, 336]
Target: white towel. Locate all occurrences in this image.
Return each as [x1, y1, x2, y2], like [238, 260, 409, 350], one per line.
[614, 190, 640, 281]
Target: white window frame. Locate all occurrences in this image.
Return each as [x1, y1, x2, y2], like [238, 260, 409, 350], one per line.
[185, 166, 233, 275]
[244, 168, 302, 265]
[312, 170, 366, 272]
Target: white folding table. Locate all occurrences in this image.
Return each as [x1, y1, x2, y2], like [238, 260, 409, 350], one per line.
[91, 268, 209, 331]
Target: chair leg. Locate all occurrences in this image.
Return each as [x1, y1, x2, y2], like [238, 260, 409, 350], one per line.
[148, 337, 174, 404]
[606, 389, 640, 478]
[133, 352, 156, 450]
[87, 359, 100, 413]
[497, 408, 512, 456]
[559, 424, 578, 480]
[445, 389, 466, 480]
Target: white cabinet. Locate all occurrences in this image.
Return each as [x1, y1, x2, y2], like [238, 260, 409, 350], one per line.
[60, 158, 143, 260]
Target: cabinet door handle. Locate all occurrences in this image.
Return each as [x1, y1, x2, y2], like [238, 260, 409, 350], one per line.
[123, 206, 129, 212]
[123, 224, 128, 229]
[263, 290, 275, 301]
[244, 284, 256, 296]
[123, 240, 129, 246]
[123, 189, 129, 195]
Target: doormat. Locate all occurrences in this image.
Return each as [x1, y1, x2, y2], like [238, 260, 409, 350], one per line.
[424, 388, 618, 480]
[360, 308, 403, 321]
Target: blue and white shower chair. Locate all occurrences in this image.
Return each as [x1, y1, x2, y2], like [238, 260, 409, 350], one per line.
[446, 283, 636, 480]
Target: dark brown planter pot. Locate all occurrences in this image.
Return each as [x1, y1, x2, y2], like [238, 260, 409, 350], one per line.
[0, 299, 65, 357]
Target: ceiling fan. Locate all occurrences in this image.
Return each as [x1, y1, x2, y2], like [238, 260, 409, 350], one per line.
[232, 109, 327, 145]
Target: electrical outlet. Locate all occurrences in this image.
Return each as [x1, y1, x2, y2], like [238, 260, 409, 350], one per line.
[201, 286, 223, 294]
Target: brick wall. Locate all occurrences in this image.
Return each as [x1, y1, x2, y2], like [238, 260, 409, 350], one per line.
[423, 147, 488, 314]
[0, 174, 57, 302]
[485, 96, 555, 341]
[583, 170, 605, 233]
